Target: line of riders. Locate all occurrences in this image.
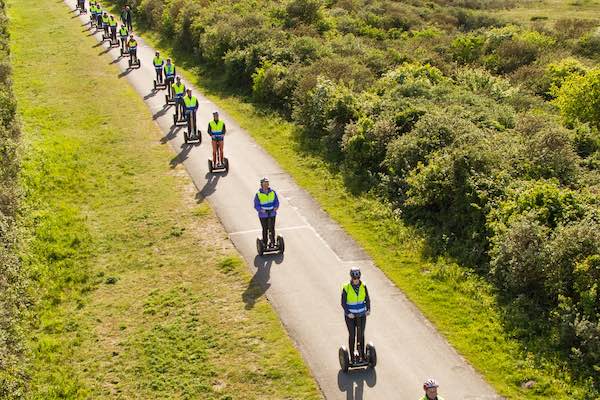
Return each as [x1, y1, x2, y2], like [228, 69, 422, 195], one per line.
[74, 2, 445, 398]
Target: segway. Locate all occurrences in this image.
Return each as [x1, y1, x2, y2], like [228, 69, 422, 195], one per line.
[153, 79, 167, 90]
[256, 235, 284, 256]
[165, 82, 176, 106]
[119, 41, 129, 57]
[109, 33, 120, 48]
[128, 53, 141, 69]
[101, 28, 110, 42]
[184, 111, 201, 145]
[172, 103, 187, 126]
[339, 342, 377, 373]
[208, 156, 229, 173]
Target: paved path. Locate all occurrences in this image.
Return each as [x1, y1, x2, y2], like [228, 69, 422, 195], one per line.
[66, 2, 502, 398]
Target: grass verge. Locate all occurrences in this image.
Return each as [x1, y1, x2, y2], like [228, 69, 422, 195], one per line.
[107, 12, 600, 400]
[8, 0, 321, 398]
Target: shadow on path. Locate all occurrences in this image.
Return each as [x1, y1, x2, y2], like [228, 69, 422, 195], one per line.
[242, 254, 283, 309]
[337, 368, 377, 400]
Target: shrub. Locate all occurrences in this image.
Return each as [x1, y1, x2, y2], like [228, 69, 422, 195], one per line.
[285, 0, 323, 26]
[576, 31, 600, 58]
[543, 57, 587, 95]
[252, 61, 297, 115]
[451, 32, 485, 63]
[553, 69, 600, 129]
[524, 125, 580, 184]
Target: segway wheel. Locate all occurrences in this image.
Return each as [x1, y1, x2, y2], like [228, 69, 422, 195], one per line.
[184, 130, 189, 144]
[128, 59, 132, 68]
[366, 342, 377, 368]
[256, 238, 265, 256]
[197, 129, 202, 144]
[223, 158, 229, 173]
[153, 80, 157, 90]
[339, 346, 350, 373]
[277, 235, 284, 254]
[208, 159, 213, 173]
[165, 95, 169, 104]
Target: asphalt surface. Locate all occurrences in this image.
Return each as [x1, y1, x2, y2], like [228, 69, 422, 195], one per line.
[66, 2, 503, 399]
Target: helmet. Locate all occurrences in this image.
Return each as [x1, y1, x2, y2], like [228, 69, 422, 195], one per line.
[423, 378, 439, 389]
[260, 177, 269, 184]
[350, 267, 361, 279]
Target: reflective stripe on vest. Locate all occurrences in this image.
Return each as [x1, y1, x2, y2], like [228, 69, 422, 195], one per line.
[119, 28, 128, 37]
[164, 64, 175, 77]
[343, 283, 366, 315]
[172, 83, 185, 97]
[257, 190, 276, 210]
[209, 120, 224, 136]
[183, 95, 198, 109]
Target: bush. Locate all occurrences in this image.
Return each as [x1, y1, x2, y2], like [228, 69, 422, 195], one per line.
[576, 31, 600, 58]
[451, 33, 485, 63]
[252, 61, 297, 115]
[553, 69, 600, 129]
[543, 57, 587, 95]
[0, 0, 26, 397]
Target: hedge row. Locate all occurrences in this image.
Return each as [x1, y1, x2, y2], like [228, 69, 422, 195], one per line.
[0, 0, 27, 398]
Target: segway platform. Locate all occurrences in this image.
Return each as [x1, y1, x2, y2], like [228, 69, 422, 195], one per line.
[256, 235, 284, 256]
[165, 92, 176, 105]
[128, 57, 141, 69]
[208, 158, 229, 173]
[338, 342, 377, 373]
[172, 113, 187, 127]
[184, 129, 201, 145]
[109, 38, 120, 48]
[153, 79, 167, 90]
[120, 46, 130, 57]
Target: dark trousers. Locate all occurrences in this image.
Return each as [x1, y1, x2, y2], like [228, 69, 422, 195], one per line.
[259, 216, 276, 244]
[110, 27, 117, 41]
[155, 68, 163, 83]
[175, 97, 184, 119]
[345, 315, 366, 360]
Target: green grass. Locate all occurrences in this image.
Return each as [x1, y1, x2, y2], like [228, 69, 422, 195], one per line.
[488, 0, 600, 24]
[114, 13, 600, 400]
[8, 0, 321, 398]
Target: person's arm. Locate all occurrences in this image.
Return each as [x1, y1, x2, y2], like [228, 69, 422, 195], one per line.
[222, 122, 226, 135]
[207, 123, 213, 136]
[273, 191, 280, 211]
[341, 288, 349, 314]
[364, 285, 370, 313]
[254, 193, 262, 213]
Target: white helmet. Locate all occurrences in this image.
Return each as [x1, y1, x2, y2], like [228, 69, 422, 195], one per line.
[260, 177, 269, 184]
[423, 378, 439, 389]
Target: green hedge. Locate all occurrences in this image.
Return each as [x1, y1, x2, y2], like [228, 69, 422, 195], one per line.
[0, 0, 26, 398]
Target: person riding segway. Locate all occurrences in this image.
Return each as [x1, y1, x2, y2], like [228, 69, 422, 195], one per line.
[127, 34, 140, 68]
[182, 89, 200, 144]
[419, 379, 444, 400]
[101, 12, 110, 39]
[207, 111, 228, 173]
[254, 177, 284, 255]
[118, 25, 129, 56]
[163, 59, 176, 100]
[95, 4, 103, 31]
[171, 76, 186, 123]
[89, 2, 97, 26]
[108, 15, 119, 47]
[338, 267, 376, 372]
[152, 52, 165, 90]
